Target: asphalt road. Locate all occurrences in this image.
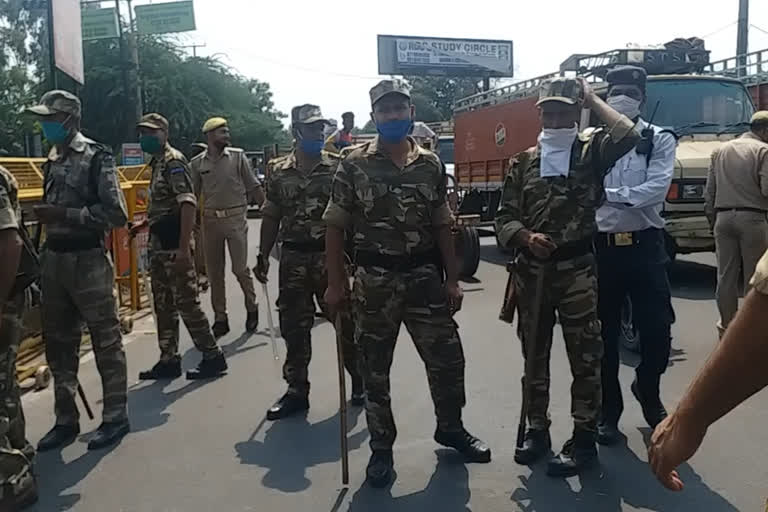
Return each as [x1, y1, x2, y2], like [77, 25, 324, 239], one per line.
[21, 220, 767, 511]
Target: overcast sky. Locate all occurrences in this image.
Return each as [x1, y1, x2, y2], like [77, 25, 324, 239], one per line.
[173, 0, 768, 127]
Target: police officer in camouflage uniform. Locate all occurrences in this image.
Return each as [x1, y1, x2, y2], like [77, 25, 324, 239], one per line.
[28, 91, 130, 452]
[0, 166, 37, 509]
[255, 105, 363, 421]
[496, 78, 641, 476]
[324, 80, 491, 488]
[131, 114, 227, 381]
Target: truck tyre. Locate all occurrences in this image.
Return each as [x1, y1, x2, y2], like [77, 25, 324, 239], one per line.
[619, 295, 641, 353]
[455, 226, 480, 278]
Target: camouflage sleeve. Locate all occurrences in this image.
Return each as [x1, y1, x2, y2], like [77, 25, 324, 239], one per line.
[750, 249, 768, 295]
[0, 176, 18, 232]
[323, 160, 355, 229]
[432, 159, 452, 227]
[67, 151, 128, 229]
[495, 155, 526, 249]
[261, 164, 282, 220]
[587, 115, 642, 176]
[167, 159, 197, 208]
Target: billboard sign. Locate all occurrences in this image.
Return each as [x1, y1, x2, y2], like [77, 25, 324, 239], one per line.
[122, 143, 144, 166]
[378, 35, 513, 77]
[135, 1, 196, 35]
[53, 0, 85, 84]
[81, 7, 120, 41]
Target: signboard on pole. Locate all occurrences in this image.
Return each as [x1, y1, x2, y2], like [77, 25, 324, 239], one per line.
[122, 143, 145, 166]
[53, 0, 85, 84]
[377, 35, 513, 77]
[135, 1, 196, 35]
[81, 7, 119, 41]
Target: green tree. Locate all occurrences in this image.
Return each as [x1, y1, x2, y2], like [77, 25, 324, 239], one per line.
[404, 76, 482, 121]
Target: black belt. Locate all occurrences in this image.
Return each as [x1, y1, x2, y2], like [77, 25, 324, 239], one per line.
[282, 239, 325, 252]
[355, 249, 439, 271]
[596, 228, 661, 249]
[716, 207, 767, 214]
[46, 237, 103, 253]
[523, 238, 593, 262]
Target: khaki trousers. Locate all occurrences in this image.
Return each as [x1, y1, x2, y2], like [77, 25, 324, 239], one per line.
[715, 209, 768, 332]
[202, 214, 258, 322]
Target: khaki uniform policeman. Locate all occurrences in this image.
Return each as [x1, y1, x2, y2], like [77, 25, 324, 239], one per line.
[496, 78, 640, 476]
[132, 114, 227, 380]
[28, 90, 130, 452]
[191, 118, 264, 337]
[324, 80, 491, 488]
[255, 105, 363, 421]
[0, 166, 37, 509]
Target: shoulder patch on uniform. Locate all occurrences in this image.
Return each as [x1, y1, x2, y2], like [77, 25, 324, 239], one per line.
[170, 167, 185, 175]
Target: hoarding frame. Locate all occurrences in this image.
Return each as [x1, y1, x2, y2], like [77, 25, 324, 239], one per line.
[377, 34, 514, 78]
[81, 7, 120, 41]
[52, 0, 85, 84]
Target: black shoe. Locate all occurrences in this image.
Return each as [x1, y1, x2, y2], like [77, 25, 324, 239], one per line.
[546, 433, 599, 477]
[597, 422, 622, 446]
[514, 429, 551, 465]
[212, 319, 230, 338]
[434, 428, 491, 463]
[138, 357, 182, 380]
[0, 464, 37, 510]
[366, 450, 394, 488]
[87, 420, 130, 450]
[266, 393, 310, 421]
[631, 379, 668, 429]
[186, 353, 228, 380]
[37, 424, 79, 452]
[246, 309, 259, 332]
[350, 377, 365, 407]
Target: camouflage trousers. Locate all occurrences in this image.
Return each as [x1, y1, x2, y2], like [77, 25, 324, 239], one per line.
[515, 254, 603, 434]
[278, 249, 361, 397]
[41, 248, 128, 425]
[353, 264, 466, 451]
[0, 295, 33, 483]
[149, 246, 221, 361]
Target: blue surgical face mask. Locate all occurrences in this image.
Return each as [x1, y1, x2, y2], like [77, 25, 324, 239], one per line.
[299, 139, 324, 156]
[376, 119, 412, 144]
[139, 134, 164, 154]
[41, 120, 70, 144]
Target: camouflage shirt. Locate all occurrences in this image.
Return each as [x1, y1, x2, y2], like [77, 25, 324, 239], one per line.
[0, 165, 20, 234]
[323, 136, 453, 256]
[495, 117, 640, 249]
[147, 143, 197, 226]
[262, 151, 338, 244]
[42, 132, 128, 240]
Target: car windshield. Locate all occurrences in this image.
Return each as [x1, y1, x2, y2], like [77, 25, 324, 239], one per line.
[438, 138, 455, 164]
[643, 79, 755, 135]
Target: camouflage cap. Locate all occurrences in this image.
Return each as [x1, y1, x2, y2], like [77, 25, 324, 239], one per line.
[137, 113, 169, 132]
[751, 111, 768, 124]
[27, 90, 82, 118]
[606, 65, 647, 89]
[369, 79, 411, 106]
[291, 104, 328, 125]
[536, 78, 585, 107]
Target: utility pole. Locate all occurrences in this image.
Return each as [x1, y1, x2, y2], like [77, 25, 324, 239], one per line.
[737, 0, 749, 76]
[126, 0, 143, 120]
[182, 43, 206, 57]
[47, 0, 58, 89]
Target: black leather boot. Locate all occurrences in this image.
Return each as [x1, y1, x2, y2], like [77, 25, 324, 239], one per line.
[366, 450, 394, 488]
[186, 352, 228, 380]
[266, 393, 310, 421]
[631, 378, 668, 429]
[246, 309, 259, 332]
[139, 357, 182, 380]
[547, 431, 599, 477]
[514, 429, 551, 465]
[434, 428, 491, 463]
[87, 420, 130, 450]
[597, 421, 622, 446]
[37, 424, 80, 452]
[212, 318, 230, 338]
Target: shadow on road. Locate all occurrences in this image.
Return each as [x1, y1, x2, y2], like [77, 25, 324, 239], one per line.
[235, 407, 368, 493]
[32, 437, 122, 511]
[669, 260, 716, 301]
[346, 450, 470, 512]
[510, 429, 737, 512]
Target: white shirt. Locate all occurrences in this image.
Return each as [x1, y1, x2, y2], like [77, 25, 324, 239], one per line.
[596, 118, 677, 233]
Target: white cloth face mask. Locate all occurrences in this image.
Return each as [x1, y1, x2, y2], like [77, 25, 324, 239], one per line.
[539, 125, 579, 178]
